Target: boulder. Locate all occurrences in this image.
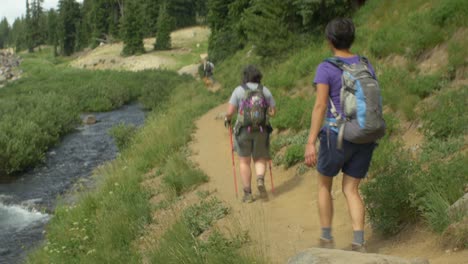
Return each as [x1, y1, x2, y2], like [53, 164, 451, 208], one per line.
[449, 193, 468, 218]
[288, 248, 429, 264]
[83, 115, 97, 125]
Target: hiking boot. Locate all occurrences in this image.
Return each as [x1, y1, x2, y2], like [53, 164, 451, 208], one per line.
[242, 192, 254, 203]
[319, 237, 335, 249]
[351, 242, 367, 253]
[257, 178, 267, 198]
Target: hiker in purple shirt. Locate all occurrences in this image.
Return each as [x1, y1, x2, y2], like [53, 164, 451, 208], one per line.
[304, 18, 378, 252]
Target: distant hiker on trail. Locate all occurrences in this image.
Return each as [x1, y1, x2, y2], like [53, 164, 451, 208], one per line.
[225, 65, 276, 203]
[304, 18, 385, 252]
[203, 59, 215, 84]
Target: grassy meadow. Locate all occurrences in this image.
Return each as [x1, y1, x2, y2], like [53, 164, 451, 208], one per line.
[2, 0, 465, 263]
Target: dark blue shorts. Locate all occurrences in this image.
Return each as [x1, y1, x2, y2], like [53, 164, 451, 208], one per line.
[317, 130, 376, 179]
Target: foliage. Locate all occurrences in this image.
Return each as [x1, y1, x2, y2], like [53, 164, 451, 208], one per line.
[0, 51, 190, 175]
[121, 1, 145, 56]
[154, 3, 172, 51]
[241, 0, 295, 59]
[283, 144, 305, 168]
[151, 197, 258, 264]
[0, 17, 10, 49]
[182, 197, 229, 236]
[422, 88, 467, 139]
[162, 153, 208, 195]
[58, 0, 81, 56]
[412, 154, 468, 232]
[361, 140, 419, 236]
[364, 0, 467, 58]
[27, 73, 220, 263]
[270, 96, 313, 131]
[108, 123, 138, 151]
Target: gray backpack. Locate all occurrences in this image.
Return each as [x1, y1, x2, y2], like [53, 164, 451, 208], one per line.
[326, 57, 386, 148]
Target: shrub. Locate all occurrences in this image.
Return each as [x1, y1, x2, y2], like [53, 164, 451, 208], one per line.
[284, 144, 305, 169]
[422, 88, 467, 139]
[109, 123, 138, 151]
[152, 198, 258, 264]
[361, 140, 419, 236]
[182, 197, 229, 236]
[430, 0, 468, 27]
[270, 96, 313, 131]
[162, 153, 208, 195]
[412, 154, 468, 231]
[408, 74, 443, 99]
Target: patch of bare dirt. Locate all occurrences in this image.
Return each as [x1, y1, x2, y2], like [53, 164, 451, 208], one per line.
[178, 63, 199, 77]
[69, 26, 210, 72]
[418, 44, 448, 75]
[384, 54, 409, 69]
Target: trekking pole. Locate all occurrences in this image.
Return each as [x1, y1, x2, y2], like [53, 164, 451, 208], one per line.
[228, 126, 239, 198]
[269, 160, 275, 193]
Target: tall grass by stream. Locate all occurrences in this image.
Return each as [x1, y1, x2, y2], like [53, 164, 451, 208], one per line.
[0, 49, 191, 176]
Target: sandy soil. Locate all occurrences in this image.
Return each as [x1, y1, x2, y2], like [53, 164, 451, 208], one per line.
[70, 26, 210, 72]
[189, 103, 468, 263]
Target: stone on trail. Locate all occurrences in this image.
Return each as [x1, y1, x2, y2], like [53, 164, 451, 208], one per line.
[288, 248, 429, 264]
[449, 193, 468, 218]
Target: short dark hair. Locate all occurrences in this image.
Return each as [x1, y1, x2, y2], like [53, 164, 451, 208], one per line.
[242, 65, 263, 84]
[325, 18, 355, 50]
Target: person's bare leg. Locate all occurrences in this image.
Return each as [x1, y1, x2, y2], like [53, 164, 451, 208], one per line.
[253, 158, 267, 177]
[342, 174, 365, 249]
[318, 173, 334, 242]
[253, 158, 267, 196]
[239, 157, 252, 191]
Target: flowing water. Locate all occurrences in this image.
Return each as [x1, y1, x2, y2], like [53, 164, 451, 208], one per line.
[0, 104, 146, 264]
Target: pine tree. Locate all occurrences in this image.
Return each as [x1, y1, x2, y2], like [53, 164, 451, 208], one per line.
[0, 18, 10, 49]
[141, 0, 161, 37]
[47, 9, 59, 56]
[11, 18, 26, 52]
[89, 0, 110, 47]
[58, 0, 81, 56]
[241, 0, 294, 58]
[121, 0, 145, 55]
[25, 0, 34, 52]
[154, 3, 172, 51]
[30, 0, 45, 48]
[167, 0, 196, 29]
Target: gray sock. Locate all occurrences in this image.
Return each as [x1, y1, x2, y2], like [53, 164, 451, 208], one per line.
[353, 230, 364, 245]
[243, 187, 252, 194]
[321, 227, 333, 240]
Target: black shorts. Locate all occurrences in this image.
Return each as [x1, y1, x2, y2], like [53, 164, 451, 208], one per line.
[317, 130, 376, 179]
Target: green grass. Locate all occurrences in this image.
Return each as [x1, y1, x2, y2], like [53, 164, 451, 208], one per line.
[422, 88, 468, 139]
[0, 50, 191, 175]
[26, 73, 223, 263]
[162, 153, 208, 196]
[151, 197, 260, 264]
[109, 123, 138, 151]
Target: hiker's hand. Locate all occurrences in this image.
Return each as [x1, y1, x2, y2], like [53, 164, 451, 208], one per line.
[304, 143, 317, 167]
[224, 117, 231, 128]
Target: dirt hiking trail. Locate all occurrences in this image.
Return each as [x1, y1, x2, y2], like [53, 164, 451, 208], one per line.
[190, 103, 468, 263]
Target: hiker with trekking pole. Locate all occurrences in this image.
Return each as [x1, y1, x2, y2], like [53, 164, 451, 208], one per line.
[224, 65, 276, 203]
[304, 18, 385, 252]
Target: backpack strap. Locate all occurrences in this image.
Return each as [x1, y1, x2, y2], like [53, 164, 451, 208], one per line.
[241, 83, 263, 92]
[325, 57, 346, 70]
[359, 56, 369, 65]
